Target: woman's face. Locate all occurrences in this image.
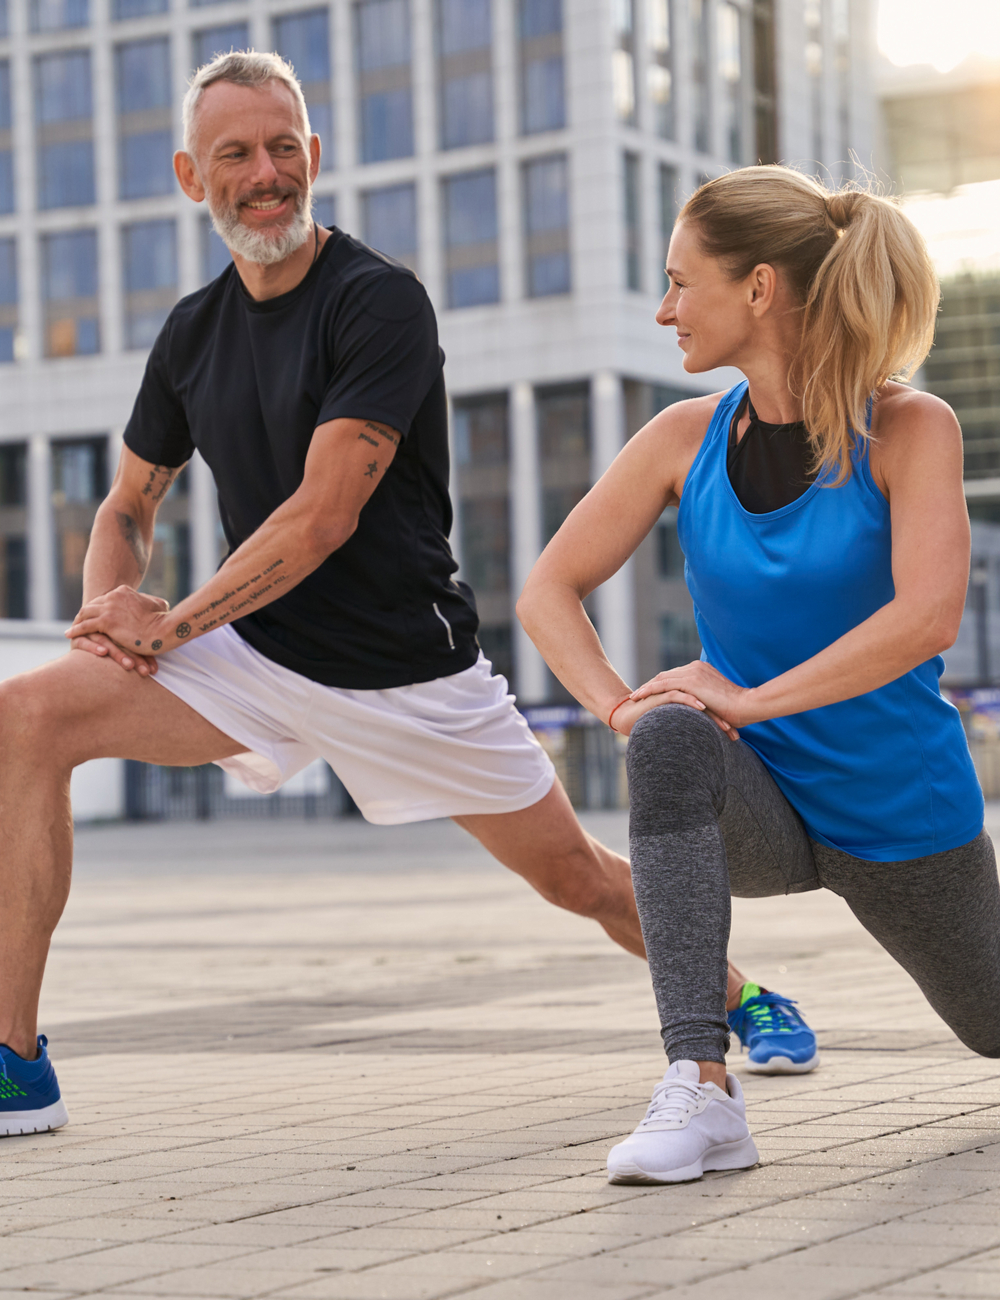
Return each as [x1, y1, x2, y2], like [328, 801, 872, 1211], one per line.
[656, 220, 757, 373]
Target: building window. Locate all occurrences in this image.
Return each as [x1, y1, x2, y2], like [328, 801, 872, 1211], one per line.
[273, 10, 333, 172]
[116, 39, 173, 200]
[538, 382, 590, 543]
[113, 0, 167, 17]
[123, 219, 177, 351]
[355, 0, 413, 164]
[193, 24, 250, 70]
[42, 229, 99, 357]
[523, 154, 569, 298]
[752, 0, 777, 164]
[624, 151, 641, 292]
[200, 215, 231, 282]
[0, 238, 18, 362]
[0, 0, 8, 36]
[52, 436, 107, 620]
[363, 182, 417, 270]
[453, 393, 512, 686]
[612, 0, 635, 126]
[718, 0, 743, 165]
[660, 611, 701, 669]
[30, 0, 88, 32]
[691, 0, 709, 153]
[437, 0, 493, 150]
[519, 0, 564, 135]
[35, 51, 95, 209]
[443, 168, 498, 308]
[0, 62, 12, 215]
[0, 443, 27, 619]
[313, 193, 336, 228]
[648, 0, 673, 139]
[655, 508, 684, 578]
[658, 163, 676, 295]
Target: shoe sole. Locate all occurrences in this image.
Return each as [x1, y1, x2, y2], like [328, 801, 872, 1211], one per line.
[744, 1052, 819, 1075]
[0, 1099, 69, 1137]
[607, 1134, 760, 1185]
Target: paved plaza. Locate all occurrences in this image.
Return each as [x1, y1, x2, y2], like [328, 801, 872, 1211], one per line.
[1, 807, 999, 1298]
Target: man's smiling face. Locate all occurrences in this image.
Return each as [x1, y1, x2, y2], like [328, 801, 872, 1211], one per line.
[185, 79, 320, 266]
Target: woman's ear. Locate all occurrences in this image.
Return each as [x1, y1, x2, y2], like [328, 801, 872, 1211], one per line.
[747, 262, 778, 315]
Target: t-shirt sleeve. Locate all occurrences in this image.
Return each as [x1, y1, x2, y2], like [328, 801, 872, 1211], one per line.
[122, 319, 195, 469]
[317, 269, 442, 438]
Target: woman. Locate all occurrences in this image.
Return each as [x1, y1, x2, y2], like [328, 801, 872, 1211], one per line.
[518, 166, 1000, 1186]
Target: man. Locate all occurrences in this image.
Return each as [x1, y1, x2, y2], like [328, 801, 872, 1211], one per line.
[0, 52, 816, 1137]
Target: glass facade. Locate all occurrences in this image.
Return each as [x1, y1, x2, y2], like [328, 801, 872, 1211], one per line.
[691, 0, 709, 154]
[201, 216, 231, 283]
[443, 168, 499, 308]
[313, 193, 336, 228]
[437, 0, 493, 150]
[52, 436, 107, 619]
[523, 154, 569, 298]
[0, 237, 18, 363]
[363, 183, 417, 270]
[924, 276, 1000, 479]
[193, 23, 250, 70]
[718, 0, 743, 165]
[113, 0, 167, 17]
[30, 0, 88, 32]
[35, 50, 95, 209]
[519, 0, 564, 135]
[43, 230, 99, 357]
[0, 443, 27, 619]
[122, 220, 177, 350]
[273, 10, 334, 171]
[355, 0, 413, 163]
[452, 393, 512, 686]
[116, 39, 174, 201]
[752, 0, 777, 164]
[659, 611, 701, 669]
[623, 151, 640, 292]
[612, 0, 635, 127]
[538, 382, 590, 544]
[0, 62, 12, 215]
[648, 0, 673, 139]
[658, 162, 676, 295]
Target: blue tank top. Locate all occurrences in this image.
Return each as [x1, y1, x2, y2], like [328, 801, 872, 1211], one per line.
[677, 381, 982, 862]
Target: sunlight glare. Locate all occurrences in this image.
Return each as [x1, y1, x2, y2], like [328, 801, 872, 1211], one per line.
[878, 0, 1000, 72]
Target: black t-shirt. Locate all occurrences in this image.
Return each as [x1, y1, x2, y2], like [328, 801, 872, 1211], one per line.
[124, 228, 480, 689]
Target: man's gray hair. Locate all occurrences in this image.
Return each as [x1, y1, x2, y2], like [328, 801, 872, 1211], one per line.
[182, 50, 311, 157]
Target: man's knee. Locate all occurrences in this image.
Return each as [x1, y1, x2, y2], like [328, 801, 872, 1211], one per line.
[0, 670, 78, 765]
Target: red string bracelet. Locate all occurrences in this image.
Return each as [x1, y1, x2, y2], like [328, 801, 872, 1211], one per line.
[607, 696, 632, 733]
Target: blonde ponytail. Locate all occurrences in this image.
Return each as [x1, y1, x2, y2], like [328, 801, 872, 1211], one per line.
[680, 167, 940, 483]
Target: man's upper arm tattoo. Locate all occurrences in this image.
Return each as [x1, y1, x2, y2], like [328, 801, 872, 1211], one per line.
[140, 463, 180, 504]
[363, 421, 401, 448]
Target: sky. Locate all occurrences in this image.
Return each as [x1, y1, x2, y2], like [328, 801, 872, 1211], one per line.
[878, 0, 1000, 72]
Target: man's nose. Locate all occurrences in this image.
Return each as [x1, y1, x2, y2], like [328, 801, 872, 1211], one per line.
[246, 144, 280, 188]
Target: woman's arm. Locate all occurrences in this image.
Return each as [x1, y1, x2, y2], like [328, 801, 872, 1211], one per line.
[517, 393, 727, 730]
[630, 385, 970, 732]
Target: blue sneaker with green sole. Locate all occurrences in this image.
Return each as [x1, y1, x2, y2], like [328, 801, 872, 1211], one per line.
[0, 1036, 69, 1136]
[727, 983, 819, 1074]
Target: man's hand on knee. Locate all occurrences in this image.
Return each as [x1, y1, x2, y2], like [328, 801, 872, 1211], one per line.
[70, 631, 160, 677]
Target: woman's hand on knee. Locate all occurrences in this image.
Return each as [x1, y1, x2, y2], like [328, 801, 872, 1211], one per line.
[629, 662, 753, 735]
[612, 689, 739, 741]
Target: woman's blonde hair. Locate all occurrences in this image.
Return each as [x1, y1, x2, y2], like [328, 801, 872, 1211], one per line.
[679, 166, 940, 483]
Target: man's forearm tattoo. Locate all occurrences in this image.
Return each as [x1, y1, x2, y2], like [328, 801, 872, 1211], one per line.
[140, 464, 178, 504]
[116, 512, 148, 570]
[166, 559, 289, 640]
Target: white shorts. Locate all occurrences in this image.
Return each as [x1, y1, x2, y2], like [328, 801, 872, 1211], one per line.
[151, 624, 556, 825]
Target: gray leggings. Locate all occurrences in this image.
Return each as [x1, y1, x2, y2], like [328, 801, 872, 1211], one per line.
[627, 703, 1000, 1064]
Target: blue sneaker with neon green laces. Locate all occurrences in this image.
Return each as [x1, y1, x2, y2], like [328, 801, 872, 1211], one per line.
[727, 983, 819, 1074]
[0, 1036, 68, 1136]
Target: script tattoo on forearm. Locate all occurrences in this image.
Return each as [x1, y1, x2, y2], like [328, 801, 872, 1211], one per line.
[115, 512, 148, 570]
[178, 559, 289, 637]
[140, 464, 179, 504]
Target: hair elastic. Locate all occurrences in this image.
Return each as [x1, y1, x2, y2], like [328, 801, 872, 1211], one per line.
[608, 696, 632, 733]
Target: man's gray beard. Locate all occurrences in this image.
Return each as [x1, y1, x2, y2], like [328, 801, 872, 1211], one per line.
[208, 187, 313, 266]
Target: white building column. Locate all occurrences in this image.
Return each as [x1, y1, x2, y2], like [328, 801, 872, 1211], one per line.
[27, 434, 56, 622]
[591, 370, 637, 688]
[189, 451, 219, 590]
[509, 380, 547, 702]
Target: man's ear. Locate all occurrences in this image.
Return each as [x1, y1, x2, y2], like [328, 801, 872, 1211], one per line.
[174, 151, 206, 203]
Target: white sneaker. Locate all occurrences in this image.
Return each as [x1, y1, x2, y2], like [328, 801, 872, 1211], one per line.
[607, 1060, 759, 1184]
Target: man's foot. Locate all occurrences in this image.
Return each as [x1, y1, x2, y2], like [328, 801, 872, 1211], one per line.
[0, 1036, 68, 1136]
[607, 1060, 759, 1184]
[727, 982, 819, 1074]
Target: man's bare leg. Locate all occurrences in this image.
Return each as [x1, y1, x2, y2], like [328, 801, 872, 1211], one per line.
[0, 652, 247, 1059]
[455, 781, 751, 998]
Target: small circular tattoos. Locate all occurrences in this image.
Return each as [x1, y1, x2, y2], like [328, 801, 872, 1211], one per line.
[175, 623, 191, 639]
[134, 640, 141, 647]
[151, 639, 162, 651]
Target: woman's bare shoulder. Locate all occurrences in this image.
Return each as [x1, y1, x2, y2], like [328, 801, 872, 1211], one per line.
[873, 382, 961, 444]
